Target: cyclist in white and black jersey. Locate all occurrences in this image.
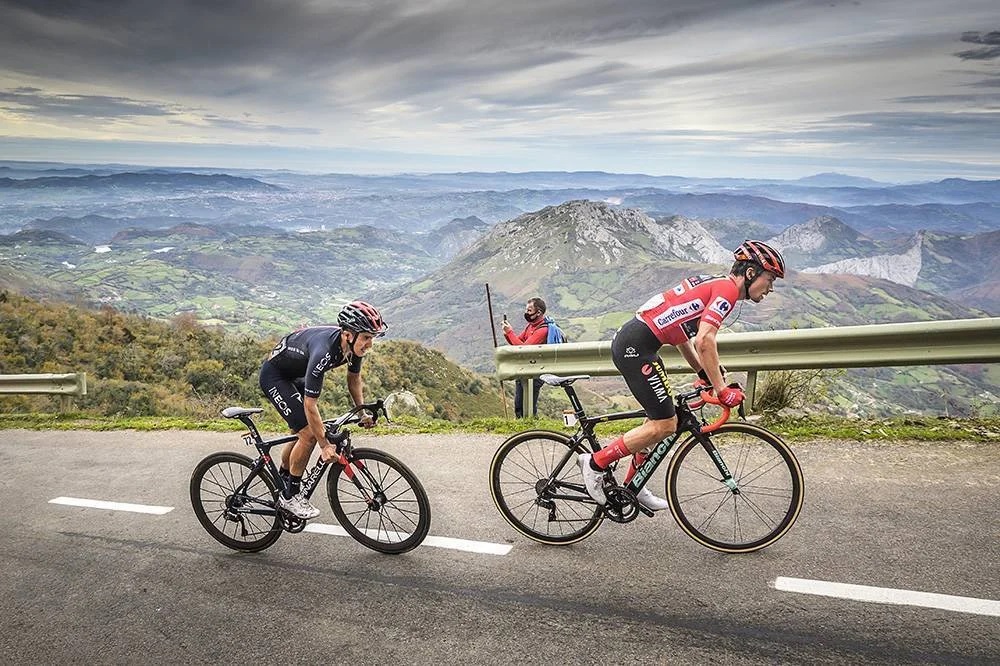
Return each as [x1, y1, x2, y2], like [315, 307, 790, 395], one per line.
[259, 301, 387, 519]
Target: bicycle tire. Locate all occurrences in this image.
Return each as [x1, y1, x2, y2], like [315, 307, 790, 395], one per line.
[490, 430, 603, 545]
[666, 422, 803, 553]
[326, 448, 431, 554]
[190, 451, 283, 552]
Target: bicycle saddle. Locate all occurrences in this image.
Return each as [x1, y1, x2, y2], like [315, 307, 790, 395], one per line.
[539, 373, 591, 386]
[221, 407, 264, 418]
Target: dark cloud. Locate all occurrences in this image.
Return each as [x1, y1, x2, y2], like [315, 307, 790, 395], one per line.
[960, 30, 1000, 44]
[799, 110, 1000, 152]
[0, 87, 181, 119]
[176, 115, 321, 135]
[955, 30, 1000, 60]
[0, 0, 783, 111]
[893, 93, 1000, 104]
[0, 86, 318, 134]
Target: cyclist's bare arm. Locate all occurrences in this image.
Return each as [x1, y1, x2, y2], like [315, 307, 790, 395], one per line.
[675, 338, 701, 375]
[347, 371, 373, 427]
[302, 395, 327, 445]
[694, 322, 726, 392]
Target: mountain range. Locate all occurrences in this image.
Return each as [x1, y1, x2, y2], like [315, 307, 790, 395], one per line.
[2, 161, 999, 239]
[380, 200, 994, 361]
[1, 161, 997, 416]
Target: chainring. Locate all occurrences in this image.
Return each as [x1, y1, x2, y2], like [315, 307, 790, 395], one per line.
[278, 512, 307, 533]
[603, 486, 640, 524]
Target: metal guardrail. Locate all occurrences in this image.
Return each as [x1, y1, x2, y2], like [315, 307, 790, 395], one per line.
[495, 317, 1000, 414]
[0, 373, 88, 411]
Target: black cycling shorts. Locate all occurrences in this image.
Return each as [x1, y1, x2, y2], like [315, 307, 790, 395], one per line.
[611, 317, 676, 420]
[259, 361, 308, 432]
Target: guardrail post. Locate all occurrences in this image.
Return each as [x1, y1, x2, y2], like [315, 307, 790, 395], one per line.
[745, 370, 758, 413]
[524, 377, 535, 419]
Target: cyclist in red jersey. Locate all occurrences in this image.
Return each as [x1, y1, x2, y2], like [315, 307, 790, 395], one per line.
[579, 240, 786, 509]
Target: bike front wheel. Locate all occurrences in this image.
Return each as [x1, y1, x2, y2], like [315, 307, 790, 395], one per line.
[667, 422, 803, 553]
[190, 451, 283, 552]
[326, 448, 431, 554]
[490, 430, 603, 545]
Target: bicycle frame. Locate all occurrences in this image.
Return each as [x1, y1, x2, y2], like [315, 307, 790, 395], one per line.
[544, 382, 737, 508]
[225, 402, 385, 522]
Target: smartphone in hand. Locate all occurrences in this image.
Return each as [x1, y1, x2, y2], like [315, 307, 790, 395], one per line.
[502, 313, 508, 322]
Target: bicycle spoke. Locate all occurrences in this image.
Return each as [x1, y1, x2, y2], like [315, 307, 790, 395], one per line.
[669, 424, 802, 553]
[191, 453, 281, 552]
[327, 450, 430, 551]
[490, 432, 603, 544]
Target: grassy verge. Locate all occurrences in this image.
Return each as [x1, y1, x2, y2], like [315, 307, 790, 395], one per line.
[1, 412, 997, 442]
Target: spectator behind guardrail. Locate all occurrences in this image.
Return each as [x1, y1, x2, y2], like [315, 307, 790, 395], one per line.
[500, 296, 565, 418]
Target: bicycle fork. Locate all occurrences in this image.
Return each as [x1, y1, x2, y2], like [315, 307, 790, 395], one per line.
[692, 430, 739, 493]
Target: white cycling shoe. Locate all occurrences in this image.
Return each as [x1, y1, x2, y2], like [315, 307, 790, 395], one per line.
[635, 487, 670, 512]
[277, 493, 320, 519]
[577, 453, 607, 506]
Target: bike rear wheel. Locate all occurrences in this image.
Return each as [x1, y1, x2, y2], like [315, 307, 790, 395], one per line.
[667, 422, 803, 553]
[326, 448, 431, 554]
[490, 430, 603, 545]
[190, 452, 283, 552]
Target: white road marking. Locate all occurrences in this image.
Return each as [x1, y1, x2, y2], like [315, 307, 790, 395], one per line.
[47, 497, 509, 554]
[773, 576, 1000, 617]
[304, 523, 512, 555]
[49, 496, 174, 515]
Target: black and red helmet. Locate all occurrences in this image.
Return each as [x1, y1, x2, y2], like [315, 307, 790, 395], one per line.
[338, 300, 387, 336]
[734, 240, 786, 278]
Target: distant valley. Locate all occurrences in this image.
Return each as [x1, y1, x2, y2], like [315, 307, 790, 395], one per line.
[1, 160, 997, 416]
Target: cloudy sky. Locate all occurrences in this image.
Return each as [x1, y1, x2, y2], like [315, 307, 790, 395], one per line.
[0, 0, 998, 180]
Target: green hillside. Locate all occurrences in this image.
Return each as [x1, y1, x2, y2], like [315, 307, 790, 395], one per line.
[0, 224, 444, 333]
[0, 292, 505, 421]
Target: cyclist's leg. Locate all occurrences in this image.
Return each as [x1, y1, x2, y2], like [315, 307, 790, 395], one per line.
[577, 319, 677, 504]
[602, 318, 677, 463]
[260, 363, 310, 496]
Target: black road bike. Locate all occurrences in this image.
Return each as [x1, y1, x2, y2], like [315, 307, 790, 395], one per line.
[490, 374, 803, 553]
[190, 400, 431, 554]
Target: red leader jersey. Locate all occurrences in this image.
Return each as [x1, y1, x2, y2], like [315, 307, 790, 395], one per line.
[635, 274, 741, 346]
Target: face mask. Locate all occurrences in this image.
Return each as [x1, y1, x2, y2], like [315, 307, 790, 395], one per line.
[524, 312, 538, 322]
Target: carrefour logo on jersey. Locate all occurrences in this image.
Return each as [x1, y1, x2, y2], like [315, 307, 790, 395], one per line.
[653, 299, 703, 329]
[709, 297, 732, 318]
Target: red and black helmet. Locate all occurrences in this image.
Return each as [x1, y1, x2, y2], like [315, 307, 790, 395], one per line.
[338, 300, 388, 336]
[734, 240, 786, 278]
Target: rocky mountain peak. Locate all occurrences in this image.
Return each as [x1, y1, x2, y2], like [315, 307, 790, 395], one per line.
[769, 215, 861, 253]
[484, 199, 728, 267]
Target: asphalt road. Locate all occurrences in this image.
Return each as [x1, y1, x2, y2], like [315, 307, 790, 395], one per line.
[0, 429, 997, 665]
